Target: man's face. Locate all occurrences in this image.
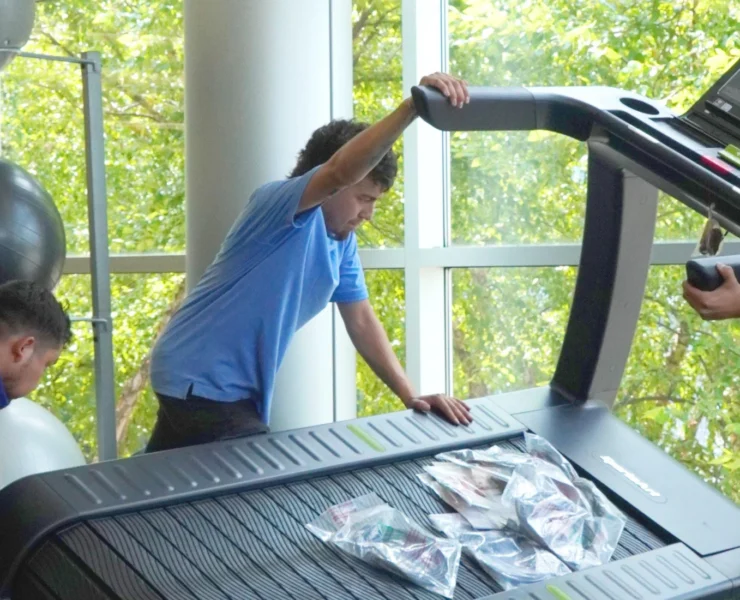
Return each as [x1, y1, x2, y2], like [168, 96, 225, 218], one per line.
[1, 336, 61, 400]
[321, 177, 384, 241]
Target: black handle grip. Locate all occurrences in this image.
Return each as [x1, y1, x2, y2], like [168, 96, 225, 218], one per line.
[686, 254, 740, 291]
[410, 85, 538, 131]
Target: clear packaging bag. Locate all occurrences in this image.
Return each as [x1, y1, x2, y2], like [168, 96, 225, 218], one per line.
[436, 446, 532, 484]
[429, 512, 570, 590]
[432, 435, 625, 572]
[423, 462, 505, 510]
[306, 493, 462, 598]
[525, 434, 626, 533]
[524, 433, 579, 481]
[502, 436, 626, 571]
[459, 530, 571, 590]
[428, 512, 475, 538]
[419, 474, 507, 530]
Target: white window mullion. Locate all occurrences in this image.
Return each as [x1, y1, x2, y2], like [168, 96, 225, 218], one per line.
[402, 0, 446, 396]
[330, 0, 357, 421]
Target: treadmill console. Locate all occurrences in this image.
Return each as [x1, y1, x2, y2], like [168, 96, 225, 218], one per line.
[689, 62, 740, 136]
[676, 57, 740, 169]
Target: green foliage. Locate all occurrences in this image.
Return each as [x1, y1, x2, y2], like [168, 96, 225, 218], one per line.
[356, 270, 406, 416]
[451, 267, 576, 398]
[352, 0, 404, 248]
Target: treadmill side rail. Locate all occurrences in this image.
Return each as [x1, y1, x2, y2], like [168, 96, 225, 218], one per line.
[478, 543, 733, 600]
[705, 547, 740, 594]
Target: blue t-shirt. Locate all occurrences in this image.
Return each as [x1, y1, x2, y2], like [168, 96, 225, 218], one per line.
[150, 166, 368, 424]
[0, 377, 8, 410]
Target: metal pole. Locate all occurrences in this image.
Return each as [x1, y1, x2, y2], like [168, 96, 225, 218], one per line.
[0, 48, 96, 66]
[80, 51, 117, 461]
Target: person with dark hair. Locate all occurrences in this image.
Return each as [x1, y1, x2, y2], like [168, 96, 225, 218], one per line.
[147, 72, 471, 453]
[0, 280, 71, 408]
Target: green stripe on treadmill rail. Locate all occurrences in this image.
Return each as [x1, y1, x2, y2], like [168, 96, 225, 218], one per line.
[347, 424, 386, 452]
[719, 148, 740, 168]
[546, 584, 573, 600]
[725, 144, 740, 158]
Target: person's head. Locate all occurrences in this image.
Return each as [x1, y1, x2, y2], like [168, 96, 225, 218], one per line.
[290, 119, 398, 240]
[0, 280, 71, 400]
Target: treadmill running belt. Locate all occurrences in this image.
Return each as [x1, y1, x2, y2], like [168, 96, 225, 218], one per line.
[14, 439, 667, 600]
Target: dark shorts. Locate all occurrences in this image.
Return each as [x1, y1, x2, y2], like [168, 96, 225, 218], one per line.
[145, 389, 269, 453]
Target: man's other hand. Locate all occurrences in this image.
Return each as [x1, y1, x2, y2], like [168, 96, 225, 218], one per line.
[407, 394, 472, 425]
[683, 263, 740, 320]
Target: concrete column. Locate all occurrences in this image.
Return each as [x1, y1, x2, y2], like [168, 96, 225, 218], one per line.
[184, 0, 354, 431]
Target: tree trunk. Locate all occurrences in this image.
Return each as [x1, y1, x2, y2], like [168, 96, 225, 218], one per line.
[115, 280, 187, 445]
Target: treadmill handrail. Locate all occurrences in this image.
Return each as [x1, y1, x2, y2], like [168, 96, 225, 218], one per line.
[411, 84, 740, 226]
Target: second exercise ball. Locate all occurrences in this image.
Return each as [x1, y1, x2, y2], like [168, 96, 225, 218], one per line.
[0, 0, 36, 72]
[0, 159, 66, 289]
[0, 398, 86, 491]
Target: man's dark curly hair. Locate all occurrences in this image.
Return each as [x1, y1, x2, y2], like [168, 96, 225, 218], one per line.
[0, 280, 72, 349]
[290, 119, 398, 191]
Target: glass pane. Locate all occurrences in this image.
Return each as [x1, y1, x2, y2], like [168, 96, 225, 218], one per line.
[352, 0, 404, 248]
[450, 131, 585, 244]
[448, 0, 737, 244]
[451, 267, 576, 398]
[618, 266, 740, 505]
[0, 1, 185, 254]
[30, 272, 185, 460]
[357, 269, 406, 415]
[654, 194, 713, 243]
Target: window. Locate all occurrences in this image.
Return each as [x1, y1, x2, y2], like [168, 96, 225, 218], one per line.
[353, 0, 404, 248]
[1, 0, 186, 460]
[0, 0, 185, 254]
[356, 269, 406, 416]
[450, 132, 585, 245]
[618, 266, 740, 504]
[31, 273, 186, 460]
[452, 267, 576, 397]
[448, 0, 737, 247]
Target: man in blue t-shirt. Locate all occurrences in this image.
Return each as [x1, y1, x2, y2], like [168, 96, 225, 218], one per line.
[147, 72, 472, 453]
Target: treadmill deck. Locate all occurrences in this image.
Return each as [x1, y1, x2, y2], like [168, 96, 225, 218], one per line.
[15, 437, 668, 600]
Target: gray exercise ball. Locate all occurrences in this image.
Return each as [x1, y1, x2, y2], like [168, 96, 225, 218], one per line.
[0, 0, 36, 72]
[0, 159, 66, 289]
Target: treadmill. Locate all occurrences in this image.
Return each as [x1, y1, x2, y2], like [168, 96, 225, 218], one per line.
[2, 62, 740, 600]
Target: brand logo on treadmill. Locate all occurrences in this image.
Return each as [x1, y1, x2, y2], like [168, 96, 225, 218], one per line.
[600, 456, 662, 498]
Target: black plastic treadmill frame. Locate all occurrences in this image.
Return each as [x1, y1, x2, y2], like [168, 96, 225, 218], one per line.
[0, 394, 527, 597]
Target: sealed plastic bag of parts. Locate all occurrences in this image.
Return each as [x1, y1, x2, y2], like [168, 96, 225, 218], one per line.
[460, 530, 570, 590]
[525, 433, 627, 538]
[436, 446, 532, 484]
[433, 434, 626, 571]
[428, 512, 476, 538]
[429, 513, 570, 590]
[423, 462, 505, 510]
[419, 473, 508, 530]
[307, 493, 462, 598]
[524, 433, 579, 481]
[502, 436, 626, 570]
